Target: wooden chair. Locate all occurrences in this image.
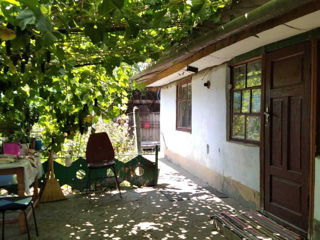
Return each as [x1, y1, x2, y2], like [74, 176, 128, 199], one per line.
[0, 197, 38, 240]
[85, 132, 122, 198]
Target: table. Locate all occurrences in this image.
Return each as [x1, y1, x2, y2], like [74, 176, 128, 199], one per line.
[0, 156, 43, 232]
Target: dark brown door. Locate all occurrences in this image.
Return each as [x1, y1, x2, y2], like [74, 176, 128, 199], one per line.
[264, 42, 311, 230]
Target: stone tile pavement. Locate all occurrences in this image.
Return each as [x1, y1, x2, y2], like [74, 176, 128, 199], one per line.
[5, 158, 243, 239]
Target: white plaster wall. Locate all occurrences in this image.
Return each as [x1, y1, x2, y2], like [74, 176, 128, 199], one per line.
[160, 64, 260, 192]
[314, 157, 320, 221]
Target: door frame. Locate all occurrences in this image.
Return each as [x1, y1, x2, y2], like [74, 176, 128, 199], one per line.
[259, 40, 317, 236]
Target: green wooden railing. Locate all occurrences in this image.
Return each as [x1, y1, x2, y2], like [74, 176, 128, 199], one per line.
[40, 146, 159, 192]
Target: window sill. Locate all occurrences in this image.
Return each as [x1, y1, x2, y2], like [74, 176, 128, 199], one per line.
[176, 128, 192, 133]
[228, 139, 260, 147]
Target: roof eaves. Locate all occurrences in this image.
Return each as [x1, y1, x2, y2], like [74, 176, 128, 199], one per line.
[135, 0, 319, 86]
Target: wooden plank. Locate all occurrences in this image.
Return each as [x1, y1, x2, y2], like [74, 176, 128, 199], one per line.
[308, 39, 317, 236]
[133, 107, 142, 154]
[317, 40, 320, 155]
[260, 54, 266, 210]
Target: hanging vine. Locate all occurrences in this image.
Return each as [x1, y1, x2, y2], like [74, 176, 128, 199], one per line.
[0, 0, 232, 152]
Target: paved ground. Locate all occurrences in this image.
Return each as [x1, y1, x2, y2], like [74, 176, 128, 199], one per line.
[5, 158, 242, 239]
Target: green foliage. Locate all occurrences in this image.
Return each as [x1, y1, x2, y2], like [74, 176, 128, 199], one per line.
[35, 64, 134, 152]
[55, 116, 135, 165]
[94, 117, 135, 160]
[0, 0, 231, 153]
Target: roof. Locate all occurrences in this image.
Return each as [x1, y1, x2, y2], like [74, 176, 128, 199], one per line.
[134, 0, 320, 87]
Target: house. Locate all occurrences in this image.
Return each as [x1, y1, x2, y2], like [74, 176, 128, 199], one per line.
[134, 0, 320, 238]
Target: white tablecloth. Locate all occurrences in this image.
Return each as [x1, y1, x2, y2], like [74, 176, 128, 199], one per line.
[0, 154, 43, 193]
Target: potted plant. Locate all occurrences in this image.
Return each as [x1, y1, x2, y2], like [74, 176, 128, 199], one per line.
[0, 118, 32, 155]
[0, 104, 38, 155]
[2, 129, 30, 156]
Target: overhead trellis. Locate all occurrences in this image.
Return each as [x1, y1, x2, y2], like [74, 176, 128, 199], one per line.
[0, 0, 231, 152]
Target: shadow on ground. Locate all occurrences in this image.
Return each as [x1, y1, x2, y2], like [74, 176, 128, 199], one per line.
[5, 158, 239, 239]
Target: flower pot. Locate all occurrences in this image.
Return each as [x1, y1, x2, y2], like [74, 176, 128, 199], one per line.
[3, 142, 20, 156]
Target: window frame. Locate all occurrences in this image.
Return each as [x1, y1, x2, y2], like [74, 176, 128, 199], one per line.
[230, 57, 262, 145]
[176, 77, 192, 133]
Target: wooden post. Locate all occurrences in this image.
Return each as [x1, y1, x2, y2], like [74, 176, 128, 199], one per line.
[133, 106, 142, 155]
[308, 39, 317, 237]
[155, 145, 159, 169]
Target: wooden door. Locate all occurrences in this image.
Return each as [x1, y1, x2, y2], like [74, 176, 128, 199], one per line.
[264, 42, 311, 230]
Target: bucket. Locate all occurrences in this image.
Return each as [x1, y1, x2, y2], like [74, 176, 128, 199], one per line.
[35, 140, 42, 151]
[3, 142, 21, 156]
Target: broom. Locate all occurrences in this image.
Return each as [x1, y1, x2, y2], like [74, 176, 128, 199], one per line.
[40, 151, 66, 202]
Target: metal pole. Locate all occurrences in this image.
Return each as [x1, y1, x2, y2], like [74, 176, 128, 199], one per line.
[133, 106, 142, 155]
[155, 145, 159, 168]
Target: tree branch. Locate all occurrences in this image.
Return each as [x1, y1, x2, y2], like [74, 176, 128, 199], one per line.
[73, 62, 104, 67]
[57, 26, 127, 34]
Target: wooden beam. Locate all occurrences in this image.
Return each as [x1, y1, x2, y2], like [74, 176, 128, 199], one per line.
[260, 54, 266, 211]
[132, 99, 160, 104]
[141, 0, 320, 86]
[133, 107, 142, 155]
[308, 39, 318, 238]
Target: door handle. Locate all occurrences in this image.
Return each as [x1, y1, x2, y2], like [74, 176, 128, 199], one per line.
[264, 112, 270, 117]
[264, 107, 271, 124]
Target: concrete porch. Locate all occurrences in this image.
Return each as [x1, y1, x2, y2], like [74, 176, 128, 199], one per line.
[6, 158, 244, 239]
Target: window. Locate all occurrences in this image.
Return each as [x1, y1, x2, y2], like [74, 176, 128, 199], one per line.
[230, 59, 262, 143]
[176, 78, 191, 132]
